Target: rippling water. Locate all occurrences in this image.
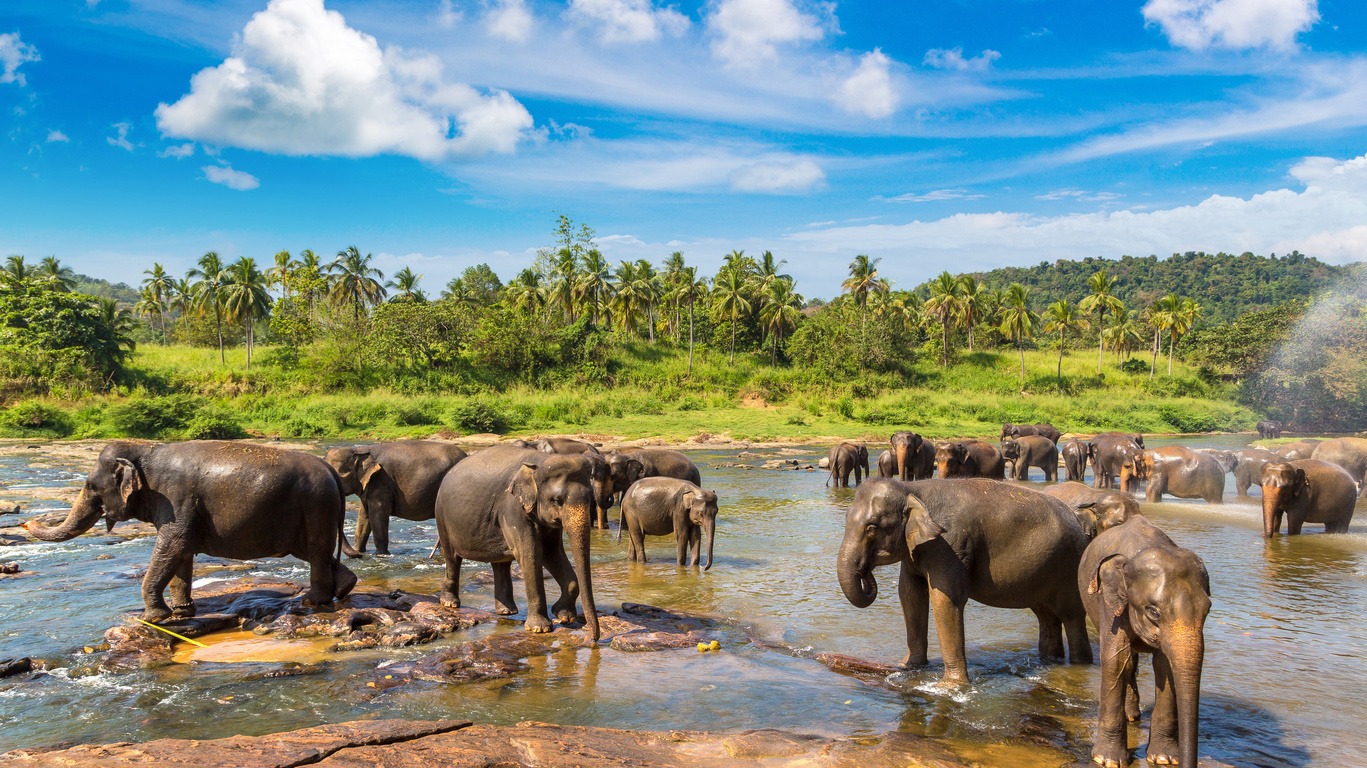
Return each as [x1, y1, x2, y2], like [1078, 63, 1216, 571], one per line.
[1, 439, 1364, 766]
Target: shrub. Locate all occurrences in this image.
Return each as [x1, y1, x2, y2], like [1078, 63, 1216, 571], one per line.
[1119, 358, 1149, 374]
[0, 401, 74, 438]
[107, 395, 201, 438]
[282, 416, 329, 438]
[393, 401, 441, 427]
[450, 400, 508, 433]
[183, 408, 248, 440]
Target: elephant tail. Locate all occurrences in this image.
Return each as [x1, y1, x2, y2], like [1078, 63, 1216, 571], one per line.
[325, 463, 363, 560]
[615, 502, 626, 542]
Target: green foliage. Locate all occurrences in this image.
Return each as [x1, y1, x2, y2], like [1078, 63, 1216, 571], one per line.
[1118, 358, 1149, 374]
[369, 300, 475, 370]
[0, 401, 74, 437]
[182, 407, 248, 440]
[107, 395, 202, 438]
[0, 281, 133, 392]
[1180, 299, 1304, 375]
[449, 400, 508, 434]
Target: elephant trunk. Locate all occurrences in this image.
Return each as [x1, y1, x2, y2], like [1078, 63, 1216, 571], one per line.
[567, 512, 600, 642]
[702, 517, 715, 571]
[25, 488, 103, 542]
[836, 531, 877, 608]
[895, 443, 910, 481]
[1167, 630, 1205, 768]
[1261, 486, 1283, 537]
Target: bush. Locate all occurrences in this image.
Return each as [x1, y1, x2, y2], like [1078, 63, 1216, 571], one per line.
[0, 401, 74, 438]
[1119, 358, 1149, 374]
[282, 416, 329, 438]
[107, 395, 201, 438]
[182, 408, 248, 440]
[393, 402, 441, 427]
[450, 400, 508, 433]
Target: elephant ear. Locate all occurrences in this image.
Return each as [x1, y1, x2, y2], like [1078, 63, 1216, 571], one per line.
[1088, 553, 1130, 618]
[1074, 506, 1098, 539]
[1293, 468, 1309, 498]
[627, 459, 645, 484]
[358, 454, 384, 490]
[114, 457, 143, 504]
[507, 463, 540, 516]
[903, 495, 944, 549]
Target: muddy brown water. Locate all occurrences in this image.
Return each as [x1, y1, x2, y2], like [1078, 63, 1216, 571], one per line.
[1, 437, 1364, 766]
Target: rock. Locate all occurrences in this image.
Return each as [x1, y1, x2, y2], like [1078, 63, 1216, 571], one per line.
[0, 658, 37, 678]
[818, 457, 831, 468]
[410, 631, 572, 684]
[812, 652, 905, 679]
[0, 562, 20, 574]
[759, 459, 814, 471]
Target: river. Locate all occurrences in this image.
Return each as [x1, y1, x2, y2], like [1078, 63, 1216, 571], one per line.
[0, 437, 1362, 767]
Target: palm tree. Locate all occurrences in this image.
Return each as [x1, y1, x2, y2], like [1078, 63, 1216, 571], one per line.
[661, 250, 687, 341]
[633, 259, 662, 342]
[681, 267, 706, 372]
[712, 268, 751, 363]
[923, 271, 963, 367]
[133, 288, 166, 345]
[1042, 299, 1087, 382]
[1154, 294, 1200, 376]
[38, 256, 76, 292]
[98, 298, 136, 361]
[550, 248, 580, 322]
[169, 278, 193, 344]
[608, 260, 641, 337]
[1104, 309, 1145, 361]
[759, 277, 802, 364]
[140, 262, 173, 342]
[958, 275, 991, 353]
[386, 267, 426, 303]
[222, 257, 271, 368]
[187, 251, 228, 363]
[3, 255, 29, 285]
[998, 283, 1038, 385]
[576, 249, 611, 325]
[841, 254, 886, 359]
[328, 246, 386, 322]
[507, 268, 547, 317]
[297, 249, 323, 307]
[1078, 270, 1125, 374]
[266, 250, 295, 296]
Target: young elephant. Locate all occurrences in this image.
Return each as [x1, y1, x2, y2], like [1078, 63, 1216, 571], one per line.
[1061, 438, 1089, 482]
[826, 442, 869, 487]
[1043, 481, 1138, 539]
[1079, 516, 1211, 768]
[325, 440, 468, 555]
[26, 440, 356, 622]
[1144, 446, 1226, 504]
[605, 448, 702, 532]
[1261, 459, 1358, 536]
[837, 478, 1092, 684]
[621, 477, 718, 569]
[1230, 448, 1283, 497]
[933, 440, 1005, 479]
[1001, 435, 1058, 482]
[1311, 437, 1367, 496]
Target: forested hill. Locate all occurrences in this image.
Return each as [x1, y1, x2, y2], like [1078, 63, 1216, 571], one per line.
[942, 251, 1354, 324]
[72, 273, 140, 304]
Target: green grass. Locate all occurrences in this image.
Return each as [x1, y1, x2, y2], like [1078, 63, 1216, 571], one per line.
[0, 343, 1261, 442]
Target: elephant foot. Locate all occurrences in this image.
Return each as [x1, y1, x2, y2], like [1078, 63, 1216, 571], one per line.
[494, 600, 517, 616]
[554, 608, 577, 625]
[1146, 737, 1180, 765]
[1125, 695, 1141, 723]
[438, 591, 460, 608]
[524, 614, 554, 634]
[142, 606, 173, 623]
[170, 602, 196, 619]
[1092, 743, 1130, 768]
[301, 589, 334, 607]
[333, 565, 358, 600]
[899, 652, 929, 668]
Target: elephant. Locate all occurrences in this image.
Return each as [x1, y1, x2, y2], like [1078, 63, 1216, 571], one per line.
[826, 442, 869, 488]
[1311, 437, 1367, 496]
[620, 477, 717, 569]
[878, 435, 935, 480]
[1061, 438, 1089, 482]
[1261, 459, 1358, 536]
[1230, 448, 1283, 497]
[1095, 431, 1146, 449]
[1275, 439, 1322, 461]
[26, 440, 356, 622]
[1001, 435, 1058, 482]
[601, 448, 702, 531]
[1043, 481, 1138, 539]
[1143, 446, 1226, 504]
[1198, 449, 1237, 474]
[1079, 515, 1210, 768]
[534, 437, 601, 456]
[837, 478, 1092, 684]
[1089, 434, 1145, 491]
[933, 440, 1005, 479]
[434, 446, 600, 640]
[1004, 422, 1062, 444]
[325, 440, 468, 555]
[1256, 420, 1283, 439]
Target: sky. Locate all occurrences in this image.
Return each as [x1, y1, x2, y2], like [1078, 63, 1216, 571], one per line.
[3, 0, 1367, 298]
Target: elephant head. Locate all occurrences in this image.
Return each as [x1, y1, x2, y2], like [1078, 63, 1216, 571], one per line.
[837, 479, 944, 608]
[1000, 422, 1017, 440]
[889, 431, 922, 481]
[601, 451, 646, 510]
[933, 441, 968, 478]
[325, 446, 381, 497]
[27, 441, 152, 541]
[507, 454, 600, 641]
[1000, 437, 1021, 462]
[1089, 548, 1210, 768]
[855, 444, 870, 475]
[1260, 461, 1308, 537]
[1073, 493, 1139, 539]
[683, 486, 719, 570]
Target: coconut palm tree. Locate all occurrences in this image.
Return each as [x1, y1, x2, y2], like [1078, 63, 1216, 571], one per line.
[187, 251, 228, 363]
[266, 250, 295, 296]
[681, 267, 707, 372]
[634, 259, 662, 342]
[222, 257, 271, 368]
[958, 275, 991, 353]
[296, 249, 324, 307]
[386, 267, 427, 303]
[923, 271, 963, 367]
[575, 249, 611, 325]
[140, 263, 174, 342]
[3, 255, 30, 285]
[169, 278, 193, 344]
[1078, 269, 1125, 374]
[1043, 299, 1086, 382]
[842, 254, 887, 359]
[1104, 309, 1145, 361]
[507, 268, 547, 317]
[1154, 294, 1201, 376]
[712, 268, 751, 363]
[38, 256, 76, 292]
[661, 250, 686, 341]
[550, 248, 580, 322]
[759, 277, 802, 364]
[328, 246, 386, 322]
[998, 283, 1039, 385]
[98, 298, 137, 361]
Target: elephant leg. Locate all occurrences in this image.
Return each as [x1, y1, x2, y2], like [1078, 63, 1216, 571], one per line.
[1147, 651, 1181, 765]
[929, 585, 969, 685]
[511, 528, 552, 633]
[1287, 513, 1305, 536]
[303, 546, 339, 607]
[1045, 461, 1057, 483]
[1146, 478, 1162, 503]
[169, 556, 195, 618]
[1064, 611, 1094, 665]
[629, 517, 648, 563]
[354, 501, 372, 553]
[439, 548, 462, 608]
[1092, 632, 1135, 768]
[365, 482, 397, 555]
[1124, 651, 1141, 722]
[675, 526, 689, 567]
[141, 537, 183, 622]
[689, 525, 702, 567]
[491, 561, 517, 614]
[541, 532, 580, 624]
[1033, 608, 1065, 662]
[897, 560, 930, 668]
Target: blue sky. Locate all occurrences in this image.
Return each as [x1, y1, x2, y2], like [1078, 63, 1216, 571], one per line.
[2, 0, 1366, 298]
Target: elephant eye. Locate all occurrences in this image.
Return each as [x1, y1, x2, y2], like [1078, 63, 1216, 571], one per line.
[1144, 605, 1162, 623]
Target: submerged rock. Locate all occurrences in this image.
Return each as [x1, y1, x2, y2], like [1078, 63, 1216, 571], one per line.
[0, 658, 39, 678]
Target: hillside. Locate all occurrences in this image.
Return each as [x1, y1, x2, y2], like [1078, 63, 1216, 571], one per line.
[72, 272, 140, 304]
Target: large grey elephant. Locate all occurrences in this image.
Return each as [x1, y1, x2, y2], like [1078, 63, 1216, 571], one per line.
[1312, 437, 1367, 496]
[325, 440, 468, 555]
[1043, 481, 1138, 539]
[1255, 420, 1283, 439]
[1274, 439, 1322, 461]
[1061, 438, 1089, 482]
[434, 446, 600, 640]
[534, 437, 601, 455]
[826, 442, 869, 488]
[837, 478, 1092, 684]
[27, 440, 356, 621]
[1080, 516, 1210, 768]
[933, 440, 1005, 479]
[1001, 435, 1058, 482]
[1230, 448, 1283, 497]
[1262, 459, 1358, 536]
[1002, 422, 1062, 444]
[1143, 446, 1226, 504]
[620, 477, 717, 569]
[877, 437, 935, 480]
[1089, 433, 1144, 491]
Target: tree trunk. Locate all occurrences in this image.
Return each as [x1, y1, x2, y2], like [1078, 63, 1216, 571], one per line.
[1168, 333, 1176, 376]
[1151, 329, 1160, 379]
[1097, 310, 1105, 373]
[648, 302, 655, 343]
[1018, 337, 1025, 385]
[1057, 330, 1065, 381]
[245, 317, 253, 369]
[729, 309, 736, 364]
[215, 305, 224, 364]
[941, 322, 949, 367]
[688, 300, 695, 373]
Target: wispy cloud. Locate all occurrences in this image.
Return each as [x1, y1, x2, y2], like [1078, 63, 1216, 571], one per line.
[159, 142, 195, 159]
[45, 129, 69, 143]
[107, 122, 135, 151]
[878, 188, 986, 203]
[923, 47, 1001, 72]
[202, 163, 259, 190]
[1035, 188, 1122, 202]
[0, 32, 40, 87]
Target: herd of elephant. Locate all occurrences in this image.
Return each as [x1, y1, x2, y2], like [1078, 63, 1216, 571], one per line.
[18, 428, 1367, 768]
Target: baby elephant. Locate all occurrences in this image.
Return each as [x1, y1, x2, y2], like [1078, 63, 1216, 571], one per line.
[621, 477, 718, 569]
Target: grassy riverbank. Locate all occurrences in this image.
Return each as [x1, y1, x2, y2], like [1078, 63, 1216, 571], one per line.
[0, 343, 1259, 442]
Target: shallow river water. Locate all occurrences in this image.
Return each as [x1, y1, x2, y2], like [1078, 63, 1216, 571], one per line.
[1, 437, 1364, 766]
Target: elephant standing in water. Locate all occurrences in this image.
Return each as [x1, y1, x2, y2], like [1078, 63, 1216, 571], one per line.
[27, 441, 356, 621]
[1090, 433, 1145, 491]
[1061, 438, 1089, 482]
[1261, 459, 1358, 536]
[1044, 481, 1138, 539]
[1230, 448, 1283, 497]
[603, 448, 702, 530]
[1312, 437, 1367, 496]
[1080, 516, 1210, 768]
[933, 440, 1005, 479]
[1256, 420, 1283, 439]
[326, 440, 467, 555]
[1143, 446, 1226, 504]
[434, 446, 600, 640]
[1275, 439, 1322, 461]
[621, 477, 717, 569]
[837, 478, 1092, 684]
[1001, 435, 1058, 482]
[877, 431, 934, 480]
[826, 442, 869, 487]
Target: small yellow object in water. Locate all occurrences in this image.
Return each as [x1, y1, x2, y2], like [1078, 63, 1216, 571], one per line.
[697, 643, 708, 652]
[709, 640, 720, 651]
[136, 619, 206, 647]
[82, 646, 93, 654]
[367, 682, 377, 688]
[384, 675, 393, 679]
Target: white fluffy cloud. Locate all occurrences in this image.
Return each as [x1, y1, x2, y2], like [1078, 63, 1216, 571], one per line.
[706, 0, 825, 67]
[486, 0, 534, 42]
[0, 32, 40, 86]
[568, 0, 690, 43]
[155, 0, 535, 161]
[45, 130, 69, 143]
[159, 143, 195, 159]
[835, 49, 897, 118]
[1142, 0, 1319, 51]
[203, 164, 260, 190]
[923, 47, 1001, 72]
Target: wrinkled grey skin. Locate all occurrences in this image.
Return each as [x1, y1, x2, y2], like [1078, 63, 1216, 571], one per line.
[1275, 439, 1322, 461]
[1230, 448, 1283, 498]
[27, 440, 356, 622]
[326, 440, 468, 555]
[534, 437, 602, 456]
[1003, 422, 1062, 444]
[1143, 446, 1226, 504]
[1261, 459, 1358, 536]
[1079, 516, 1210, 768]
[1001, 435, 1058, 482]
[933, 440, 1005, 479]
[1256, 420, 1283, 439]
[1089, 434, 1145, 491]
[434, 446, 600, 641]
[837, 478, 1092, 684]
[1043, 481, 1138, 539]
[826, 442, 869, 488]
[1311, 437, 1367, 497]
[621, 477, 717, 569]
[1061, 438, 1089, 482]
[887, 431, 929, 481]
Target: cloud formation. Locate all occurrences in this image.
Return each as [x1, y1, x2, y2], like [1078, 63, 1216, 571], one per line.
[706, 0, 825, 67]
[835, 49, 897, 118]
[155, 0, 535, 161]
[107, 122, 134, 151]
[879, 188, 985, 203]
[485, 0, 534, 42]
[0, 32, 40, 86]
[45, 130, 69, 143]
[728, 157, 825, 193]
[1142, 0, 1319, 51]
[923, 47, 1000, 72]
[159, 143, 195, 159]
[203, 164, 260, 190]
[568, 0, 690, 43]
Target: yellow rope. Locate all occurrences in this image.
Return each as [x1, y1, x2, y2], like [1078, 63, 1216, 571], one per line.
[136, 618, 207, 647]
